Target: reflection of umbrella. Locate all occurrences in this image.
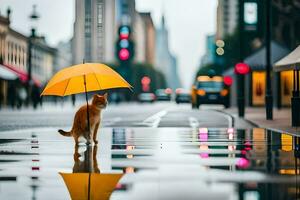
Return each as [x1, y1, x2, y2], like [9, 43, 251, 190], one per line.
[41, 63, 132, 135]
[60, 173, 123, 200]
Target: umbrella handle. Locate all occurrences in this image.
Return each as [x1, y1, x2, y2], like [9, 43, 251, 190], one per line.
[84, 75, 91, 144]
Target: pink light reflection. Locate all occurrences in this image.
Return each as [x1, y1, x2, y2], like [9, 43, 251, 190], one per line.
[236, 157, 250, 169]
[199, 128, 208, 142]
[199, 128, 208, 134]
[200, 145, 209, 158]
[227, 128, 234, 134]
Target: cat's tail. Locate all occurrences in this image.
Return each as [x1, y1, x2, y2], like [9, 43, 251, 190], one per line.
[58, 129, 72, 137]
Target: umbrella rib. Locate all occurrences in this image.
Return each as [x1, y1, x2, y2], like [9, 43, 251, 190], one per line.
[93, 72, 102, 90]
[62, 78, 71, 96]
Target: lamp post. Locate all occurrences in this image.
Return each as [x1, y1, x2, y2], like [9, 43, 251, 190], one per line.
[265, 0, 273, 120]
[27, 5, 39, 105]
[237, 0, 245, 117]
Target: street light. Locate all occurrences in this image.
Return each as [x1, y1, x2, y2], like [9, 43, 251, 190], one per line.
[265, 0, 273, 120]
[27, 5, 39, 105]
[237, 0, 245, 117]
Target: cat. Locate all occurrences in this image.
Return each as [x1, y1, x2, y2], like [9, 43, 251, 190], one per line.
[58, 93, 107, 146]
[73, 145, 100, 173]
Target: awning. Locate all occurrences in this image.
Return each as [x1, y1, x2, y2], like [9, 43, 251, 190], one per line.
[274, 45, 300, 72]
[244, 41, 290, 71]
[0, 64, 18, 80]
[1, 64, 41, 87]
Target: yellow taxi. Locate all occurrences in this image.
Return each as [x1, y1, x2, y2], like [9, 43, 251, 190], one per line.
[191, 76, 231, 108]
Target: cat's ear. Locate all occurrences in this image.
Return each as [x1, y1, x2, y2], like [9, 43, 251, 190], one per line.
[103, 93, 108, 99]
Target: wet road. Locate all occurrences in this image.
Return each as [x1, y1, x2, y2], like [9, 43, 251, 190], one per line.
[0, 102, 233, 130]
[0, 102, 299, 199]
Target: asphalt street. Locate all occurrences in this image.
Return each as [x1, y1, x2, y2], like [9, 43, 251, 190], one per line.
[0, 102, 299, 200]
[0, 102, 234, 131]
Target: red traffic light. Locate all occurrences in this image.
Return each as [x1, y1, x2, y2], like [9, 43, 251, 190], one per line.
[141, 76, 151, 85]
[119, 48, 130, 61]
[120, 33, 129, 39]
[223, 76, 233, 86]
[119, 26, 130, 39]
[235, 63, 250, 75]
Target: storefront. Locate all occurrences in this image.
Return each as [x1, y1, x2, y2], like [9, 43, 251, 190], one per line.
[0, 64, 17, 107]
[245, 42, 290, 107]
[0, 63, 41, 108]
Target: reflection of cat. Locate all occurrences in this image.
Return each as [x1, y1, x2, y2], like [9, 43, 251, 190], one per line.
[73, 145, 100, 173]
[58, 94, 107, 145]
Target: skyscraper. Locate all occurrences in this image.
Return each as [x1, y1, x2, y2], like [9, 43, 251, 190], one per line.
[216, 0, 238, 39]
[73, 0, 116, 64]
[155, 15, 180, 90]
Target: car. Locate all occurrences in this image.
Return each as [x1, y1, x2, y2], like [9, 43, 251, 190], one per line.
[191, 76, 230, 108]
[175, 88, 191, 103]
[155, 88, 172, 101]
[138, 92, 156, 103]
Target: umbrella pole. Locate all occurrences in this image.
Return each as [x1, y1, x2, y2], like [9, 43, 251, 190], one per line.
[88, 172, 91, 200]
[84, 75, 91, 144]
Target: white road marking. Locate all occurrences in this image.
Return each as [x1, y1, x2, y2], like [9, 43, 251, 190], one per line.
[189, 117, 199, 128]
[142, 110, 168, 128]
[103, 117, 122, 126]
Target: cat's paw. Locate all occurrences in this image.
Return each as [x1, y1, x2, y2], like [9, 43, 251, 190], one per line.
[74, 152, 81, 159]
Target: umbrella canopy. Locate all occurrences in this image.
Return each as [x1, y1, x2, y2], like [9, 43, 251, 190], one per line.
[274, 45, 300, 72]
[41, 63, 132, 96]
[60, 172, 123, 200]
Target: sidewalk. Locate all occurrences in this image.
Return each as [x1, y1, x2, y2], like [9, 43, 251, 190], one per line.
[225, 107, 300, 136]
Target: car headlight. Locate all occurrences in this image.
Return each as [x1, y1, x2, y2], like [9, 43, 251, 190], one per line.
[197, 89, 206, 96]
[220, 89, 228, 96]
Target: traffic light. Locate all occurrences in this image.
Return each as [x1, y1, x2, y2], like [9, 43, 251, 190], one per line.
[116, 25, 134, 63]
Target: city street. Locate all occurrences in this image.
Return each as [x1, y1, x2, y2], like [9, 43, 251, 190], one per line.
[0, 102, 299, 199]
[1, 0, 300, 199]
[0, 102, 234, 131]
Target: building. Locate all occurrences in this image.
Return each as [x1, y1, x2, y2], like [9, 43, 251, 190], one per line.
[133, 12, 146, 63]
[139, 12, 155, 65]
[30, 36, 56, 84]
[115, 0, 136, 26]
[0, 11, 28, 107]
[0, 9, 56, 108]
[0, 12, 28, 73]
[73, 0, 117, 64]
[55, 40, 72, 72]
[216, 0, 238, 39]
[155, 15, 180, 90]
[200, 34, 217, 66]
[134, 12, 155, 65]
[272, 1, 300, 50]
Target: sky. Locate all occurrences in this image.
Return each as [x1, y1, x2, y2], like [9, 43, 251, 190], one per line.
[0, 0, 217, 88]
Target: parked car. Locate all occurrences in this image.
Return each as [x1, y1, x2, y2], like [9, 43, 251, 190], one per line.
[175, 88, 191, 103]
[191, 76, 230, 108]
[138, 93, 156, 103]
[155, 88, 172, 101]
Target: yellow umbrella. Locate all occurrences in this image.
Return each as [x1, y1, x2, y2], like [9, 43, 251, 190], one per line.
[60, 172, 123, 200]
[41, 63, 132, 135]
[41, 63, 132, 96]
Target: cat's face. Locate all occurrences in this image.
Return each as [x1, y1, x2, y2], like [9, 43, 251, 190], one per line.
[92, 93, 108, 109]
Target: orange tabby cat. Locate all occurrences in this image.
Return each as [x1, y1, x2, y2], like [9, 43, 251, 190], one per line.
[58, 93, 107, 145]
[73, 145, 100, 173]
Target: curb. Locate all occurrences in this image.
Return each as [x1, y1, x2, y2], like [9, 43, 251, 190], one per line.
[212, 109, 235, 128]
[218, 109, 259, 128]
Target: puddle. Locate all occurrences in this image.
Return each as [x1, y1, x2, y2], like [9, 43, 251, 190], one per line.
[0, 127, 299, 199]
